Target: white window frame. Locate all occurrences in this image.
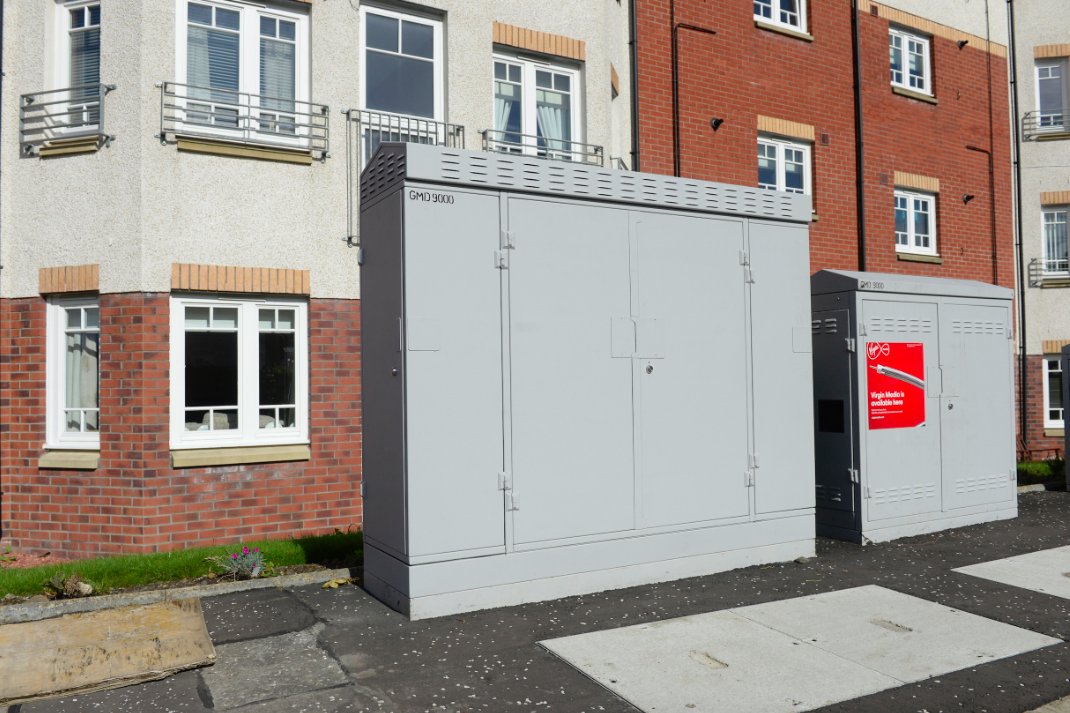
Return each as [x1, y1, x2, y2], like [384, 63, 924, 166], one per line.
[1035, 61, 1067, 132]
[757, 135, 811, 195]
[1043, 206, 1069, 276]
[169, 294, 309, 450]
[1043, 355, 1065, 429]
[490, 52, 585, 157]
[52, 0, 100, 90]
[358, 5, 444, 122]
[894, 188, 938, 256]
[889, 27, 931, 96]
[173, 0, 310, 144]
[753, 0, 806, 32]
[46, 296, 101, 450]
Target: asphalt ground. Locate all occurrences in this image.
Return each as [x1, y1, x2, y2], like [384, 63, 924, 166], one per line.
[12, 489, 1070, 713]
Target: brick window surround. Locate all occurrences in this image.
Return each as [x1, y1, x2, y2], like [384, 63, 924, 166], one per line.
[39, 265, 99, 294]
[493, 22, 585, 61]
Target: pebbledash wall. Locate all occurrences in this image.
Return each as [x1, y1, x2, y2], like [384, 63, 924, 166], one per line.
[634, 0, 1014, 286]
[0, 0, 632, 557]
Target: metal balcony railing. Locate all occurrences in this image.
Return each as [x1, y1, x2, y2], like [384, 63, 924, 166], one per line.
[479, 128, 604, 166]
[344, 109, 466, 246]
[1028, 257, 1070, 287]
[19, 83, 116, 155]
[346, 109, 465, 167]
[1024, 109, 1069, 140]
[159, 81, 329, 158]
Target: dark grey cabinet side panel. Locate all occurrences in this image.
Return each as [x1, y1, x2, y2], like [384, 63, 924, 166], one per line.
[750, 222, 816, 514]
[507, 197, 635, 545]
[812, 309, 856, 516]
[403, 189, 506, 557]
[360, 190, 407, 557]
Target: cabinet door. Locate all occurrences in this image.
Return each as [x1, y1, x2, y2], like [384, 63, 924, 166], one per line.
[812, 309, 856, 516]
[939, 303, 1015, 509]
[508, 198, 635, 545]
[860, 300, 942, 521]
[635, 211, 750, 527]
[404, 189, 506, 557]
[750, 222, 816, 514]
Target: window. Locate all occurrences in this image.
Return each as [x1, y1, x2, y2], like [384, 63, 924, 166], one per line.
[1043, 356, 1064, 429]
[1044, 207, 1069, 275]
[360, 6, 442, 120]
[754, 0, 805, 31]
[894, 189, 936, 255]
[492, 54, 582, 160]
[175, 0, 308, 137]
[51, 1, 101, 128]
[170, 296, 308, 449]
[1037, 63, 1067, 131]
[757, 137, 810, 194]
[47, 298, 100, 448]
[889, 28, 930, 95]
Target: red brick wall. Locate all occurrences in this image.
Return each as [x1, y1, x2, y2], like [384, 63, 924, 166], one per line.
[0, 294, 362, 558]
[635, 0, 1014, 289]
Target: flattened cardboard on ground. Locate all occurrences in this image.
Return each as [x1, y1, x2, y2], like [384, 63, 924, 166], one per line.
[0, 598, 216, 706]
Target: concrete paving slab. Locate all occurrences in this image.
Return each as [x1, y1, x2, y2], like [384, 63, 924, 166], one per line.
[541, 609, 900, 713]
[202, 587, 317, 644]
[201, 624, 348, 710]
[18, 669, 210, 712]
[736, 585, 1061, 682]
[1032, 696, 1070, 713]
[954, 545, 1070, 600]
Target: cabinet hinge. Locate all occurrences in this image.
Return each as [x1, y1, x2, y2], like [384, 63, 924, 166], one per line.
[745, 471, 755, 487]
[748, 453, 760, 469]
[498, 471, 512, 491]
[494, 250, 509, 269]
[360, 481, 366, 498]
[501, 230, 515, 250]
[744, 267, 755, 284]
[863, 486, 872, 499]
[1009, 469, 1016, 482]
[848, 468, 859, 484]
[739, 250, 750, 266]
[506, 492, 520, 511]
[845, 338, 856, 353]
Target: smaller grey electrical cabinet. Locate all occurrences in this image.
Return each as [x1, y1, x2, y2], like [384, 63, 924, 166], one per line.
[811, 270, 1016, 543]
[360, 143, 817, 619]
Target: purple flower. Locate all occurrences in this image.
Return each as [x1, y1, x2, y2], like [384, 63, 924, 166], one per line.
[242, 547, 249, 555]
[253, 548, 259, 553]
[232, 553, 238, 559]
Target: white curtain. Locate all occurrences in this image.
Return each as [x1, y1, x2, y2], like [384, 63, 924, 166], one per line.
[537, 103, 565, 150]
[66, 332, 99, 430]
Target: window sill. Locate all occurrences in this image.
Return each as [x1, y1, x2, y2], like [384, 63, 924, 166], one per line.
[170, 443, 311, 469]
[175, 138, 315, 165]
[1037, 132, 1070, 142]
[811, 212, 819, 222]
[39, 450, 100, 470]
[1040, 276, 1070, 288]
[754, 20, 814, 42]
[1044, 428, 1065, 438]
[892, 86, 938, 105]
[897, 252, 943, 264]
[38, 137, 103, 158]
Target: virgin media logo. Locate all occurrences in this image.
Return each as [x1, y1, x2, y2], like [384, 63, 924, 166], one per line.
[867, 342, 890, 360]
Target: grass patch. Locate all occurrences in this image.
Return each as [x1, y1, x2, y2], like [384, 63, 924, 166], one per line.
[1018, 459, 1065, 486]
[0, 528, 362, 599]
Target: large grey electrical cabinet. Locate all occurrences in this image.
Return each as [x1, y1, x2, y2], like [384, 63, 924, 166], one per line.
[811, 270, 1017, 543]
[360, 143, 816, 619]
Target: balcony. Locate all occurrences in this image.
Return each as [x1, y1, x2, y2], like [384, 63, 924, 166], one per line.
[1029, 257, 1070, 287]
[479, 129, 605, 166]
[346, 109, 465, 166]
[1024, 109, 1070, 141]
[159, 82, 330, 159]
[19, 83, 116, 156]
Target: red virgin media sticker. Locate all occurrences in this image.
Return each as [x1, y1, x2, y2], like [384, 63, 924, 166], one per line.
[867, 341, 926, 430]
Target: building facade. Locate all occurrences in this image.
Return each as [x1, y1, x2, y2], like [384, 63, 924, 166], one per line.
[1011, 0, 1070, 459]
[633, 0, 1013, 287]
[0, 0, 633, 558]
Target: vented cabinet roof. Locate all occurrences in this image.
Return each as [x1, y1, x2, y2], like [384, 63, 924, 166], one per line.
[811, 269, 1013, 300]
[360, 143, 811, 223]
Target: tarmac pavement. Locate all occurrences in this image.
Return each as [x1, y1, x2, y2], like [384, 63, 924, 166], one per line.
[11, 489, 1070, 713]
